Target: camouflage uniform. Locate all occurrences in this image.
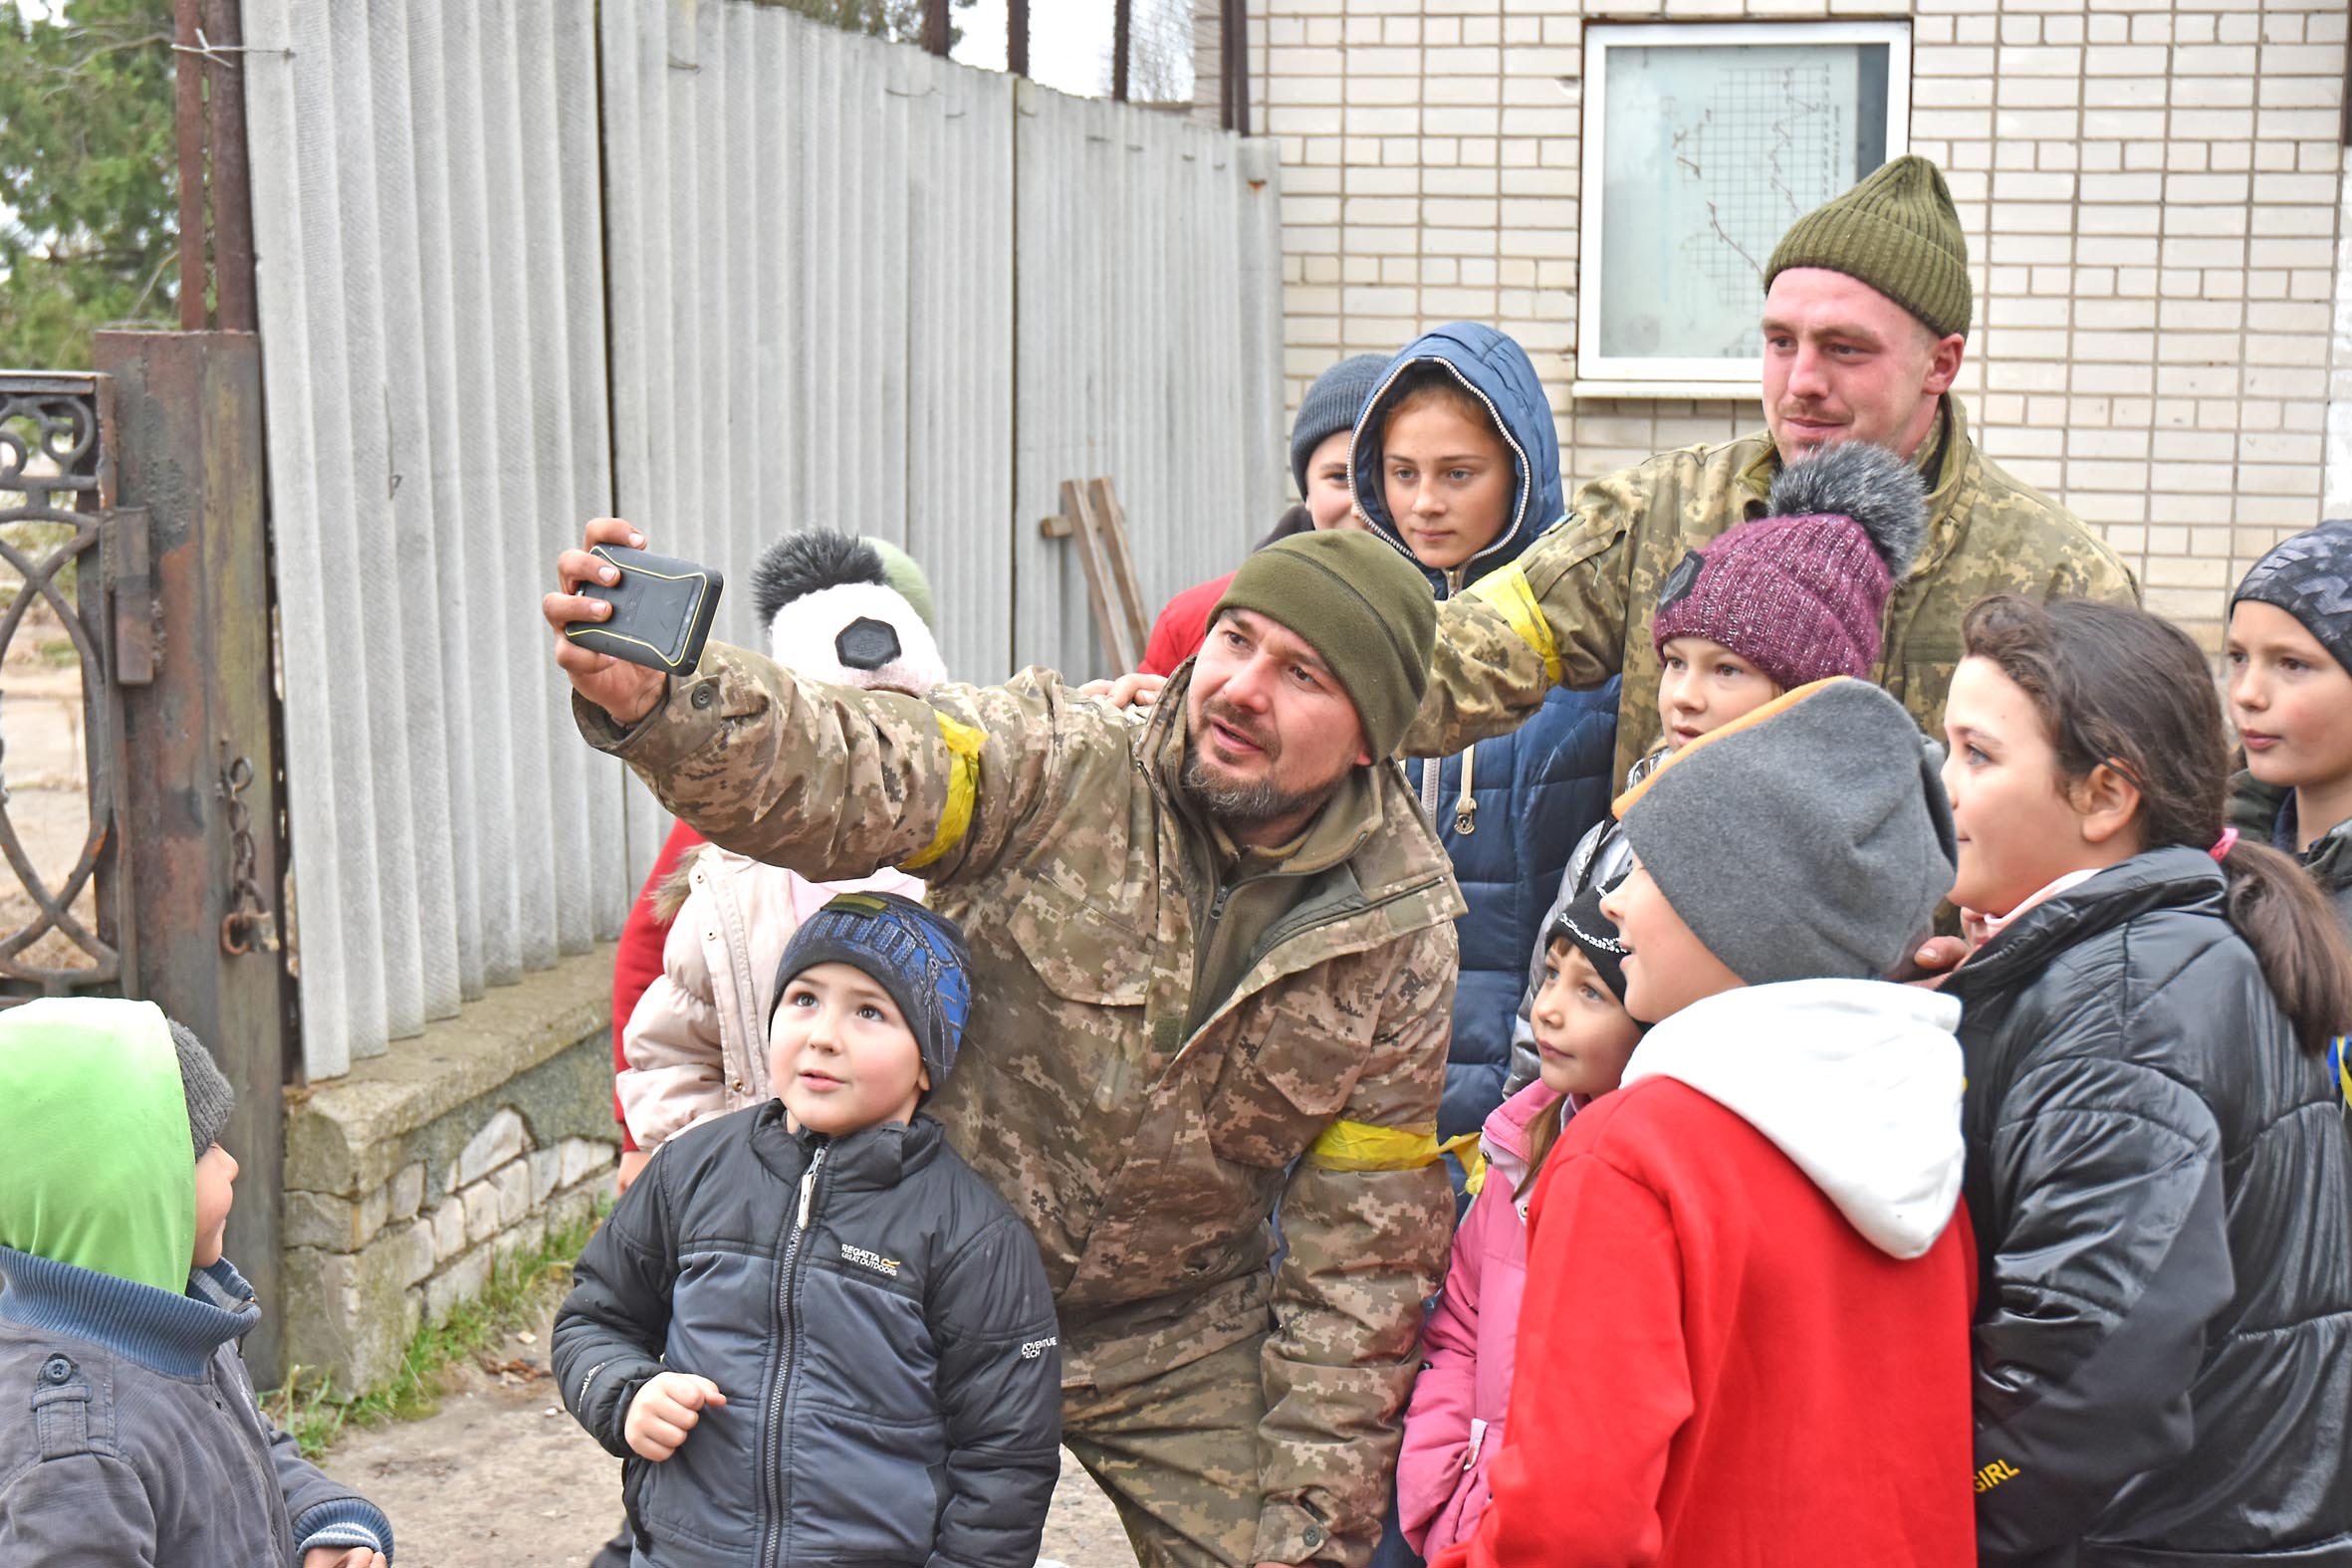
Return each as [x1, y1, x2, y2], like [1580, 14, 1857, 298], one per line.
[577, 647, 1465, 1568]
[1404, 395, 2140, 780]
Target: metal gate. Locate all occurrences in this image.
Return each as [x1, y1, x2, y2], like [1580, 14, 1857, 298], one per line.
[0, 341, 295, 1373]
[0, 372, 130, 1001]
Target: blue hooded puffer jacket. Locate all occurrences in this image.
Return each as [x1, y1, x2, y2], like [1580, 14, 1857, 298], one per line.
[1352, 324, 1620, 1172]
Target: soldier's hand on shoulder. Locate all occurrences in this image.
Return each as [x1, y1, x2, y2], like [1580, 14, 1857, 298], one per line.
[1075, 671, 1167, 710]
[1893, 934, 1971, 989]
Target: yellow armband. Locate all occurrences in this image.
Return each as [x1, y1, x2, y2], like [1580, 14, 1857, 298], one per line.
[1466, 563, 1563, 688]
[903, 713, 985, 871]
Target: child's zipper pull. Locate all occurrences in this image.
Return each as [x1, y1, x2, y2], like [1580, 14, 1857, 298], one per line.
[798, 1145, 827, 1231]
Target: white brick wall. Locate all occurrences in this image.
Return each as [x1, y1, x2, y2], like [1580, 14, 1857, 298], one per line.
[1204, 0, 2351, 648]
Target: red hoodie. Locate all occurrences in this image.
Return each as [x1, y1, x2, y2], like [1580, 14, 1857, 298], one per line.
[1138, 572, 1236, 678]
[1433, 979, 1978, 1568]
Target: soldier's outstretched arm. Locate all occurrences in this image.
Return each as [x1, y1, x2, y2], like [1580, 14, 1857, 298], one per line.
[1253, 926, 1459, 1568]
[575, 632, 1115, 887]
[1400, 509, 1633, 759]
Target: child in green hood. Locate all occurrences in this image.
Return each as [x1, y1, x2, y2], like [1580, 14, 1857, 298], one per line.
[0, 997, 395, 1567]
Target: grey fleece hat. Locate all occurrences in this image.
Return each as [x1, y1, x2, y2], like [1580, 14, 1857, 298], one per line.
[167, 1019, 235, 1158]
[2232, 519, 2352, 677]
[1614, 677, 1957, 986]
[1291, 354, 1388, 500]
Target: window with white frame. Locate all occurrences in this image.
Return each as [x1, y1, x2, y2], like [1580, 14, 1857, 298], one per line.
[1575, 20, 1912, 399]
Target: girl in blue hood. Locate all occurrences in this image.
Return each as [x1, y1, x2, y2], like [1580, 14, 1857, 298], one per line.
[1352, 325, 1619, 1182]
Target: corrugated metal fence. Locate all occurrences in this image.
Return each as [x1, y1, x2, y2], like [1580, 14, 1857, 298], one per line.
[243, 0, 1285, 1077]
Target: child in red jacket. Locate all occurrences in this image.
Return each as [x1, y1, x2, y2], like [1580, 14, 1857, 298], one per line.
[1434, 676, 1978, 1568]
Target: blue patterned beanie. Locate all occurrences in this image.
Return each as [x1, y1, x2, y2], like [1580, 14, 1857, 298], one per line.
[772, 892, 973, 1097]
[2233, 519, 2352, 677]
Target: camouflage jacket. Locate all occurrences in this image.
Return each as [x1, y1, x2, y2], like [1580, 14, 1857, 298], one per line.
[1404, 395, 2140, 779]
[578, 647, 1465, 1566]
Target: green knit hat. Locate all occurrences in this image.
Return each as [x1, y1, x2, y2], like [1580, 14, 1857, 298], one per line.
[1211, 532, 1436, 761]
[1765, 155, 1972, 339]
[866, 538, 936, 629]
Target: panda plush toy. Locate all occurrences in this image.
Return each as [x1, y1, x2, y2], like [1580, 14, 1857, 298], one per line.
[750, 530, 947, 697]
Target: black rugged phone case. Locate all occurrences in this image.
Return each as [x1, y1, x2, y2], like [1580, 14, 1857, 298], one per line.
[564, 545, 725, 676]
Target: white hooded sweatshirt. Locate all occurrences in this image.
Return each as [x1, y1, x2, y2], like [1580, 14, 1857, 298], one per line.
[1620, 977, 1967, 1258]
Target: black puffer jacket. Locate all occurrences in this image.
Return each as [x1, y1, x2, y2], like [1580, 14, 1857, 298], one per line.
[1945, 848, 2352, 1566]
[553, 1105, 1061, 1568]
[2231, 771, 2352, 927]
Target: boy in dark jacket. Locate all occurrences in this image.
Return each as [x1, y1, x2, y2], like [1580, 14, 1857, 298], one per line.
[0, 998, 395, 1567]
[555, 892, 1060, 1568]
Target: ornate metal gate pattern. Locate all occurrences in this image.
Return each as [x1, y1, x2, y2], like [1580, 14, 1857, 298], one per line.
[0, 372, 127, 998]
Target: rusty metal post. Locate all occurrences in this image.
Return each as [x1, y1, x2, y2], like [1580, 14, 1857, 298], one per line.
[1007, 0, 1028, 77]
[922, 0, 950, 57]
[202, 0, 258, 333]
[1231, 0, 1250, 134]
[93, 331, 290, 1381]
[1112, 0, 1132, 101]
[173, 0, 207, 330]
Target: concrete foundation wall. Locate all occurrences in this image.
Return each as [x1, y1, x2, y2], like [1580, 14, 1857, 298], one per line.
[276, 948, 620, 1390]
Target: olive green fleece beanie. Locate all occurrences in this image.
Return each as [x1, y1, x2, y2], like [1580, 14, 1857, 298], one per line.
[1211, 531, 1437, 761]
[866, 538, 936, 630]
[1765, 155, 1973, 340]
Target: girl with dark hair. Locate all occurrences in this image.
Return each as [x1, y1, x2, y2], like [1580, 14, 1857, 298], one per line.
[1938, 593, 2352, 1565]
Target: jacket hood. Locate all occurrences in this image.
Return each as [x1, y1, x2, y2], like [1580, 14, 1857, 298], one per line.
[751, 1100, 947, 1192]
[1952, 847, 2228, 997]
[1478, 1080, 1563, 1200]
[1351, 324, 1564, 593]
[0, 1247, 258, 1378]
[2231, 770, 2352, 894]
[1622, 979, 1966, 1258]
[0, 999, 196, 1294]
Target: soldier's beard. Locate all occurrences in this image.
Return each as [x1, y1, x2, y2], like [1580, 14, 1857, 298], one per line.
[1179, 737, 1333, 831]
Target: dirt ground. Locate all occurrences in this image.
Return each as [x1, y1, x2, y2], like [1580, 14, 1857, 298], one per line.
[319, 1304, 1141, 1568]
[0, 598, 105, 981]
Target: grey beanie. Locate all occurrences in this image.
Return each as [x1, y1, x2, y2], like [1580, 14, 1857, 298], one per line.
[2232, 519, 2352, 677]
[1614, 677, 1957, 987]
[1291, 353, 1388, 501]
[167, 1019, 235, 1158]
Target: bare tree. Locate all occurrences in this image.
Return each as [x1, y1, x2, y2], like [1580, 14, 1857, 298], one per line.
[1103, 0, 1194, 106]
[751, 0, 969, 50]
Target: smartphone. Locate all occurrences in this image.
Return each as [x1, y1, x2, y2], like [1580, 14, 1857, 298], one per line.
[564, 545, 725, 677]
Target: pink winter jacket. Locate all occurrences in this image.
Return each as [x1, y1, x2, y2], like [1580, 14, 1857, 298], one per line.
[616, 844, 922, 1151]
[1397, 1081, 1565, 1559]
